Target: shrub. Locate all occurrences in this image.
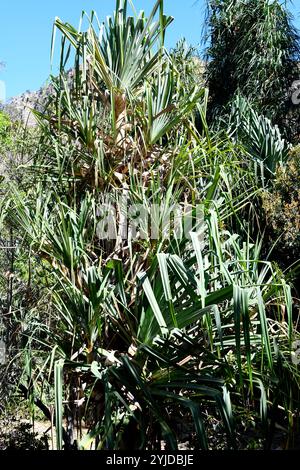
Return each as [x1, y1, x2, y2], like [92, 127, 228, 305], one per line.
[0, 420, 48, 450]
[0, 111, 11, 145]
[262, 145, 300, 266]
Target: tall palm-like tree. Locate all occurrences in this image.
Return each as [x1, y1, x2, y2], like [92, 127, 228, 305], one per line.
[1, 0, 300, 451]
[205, 0, 300, 141]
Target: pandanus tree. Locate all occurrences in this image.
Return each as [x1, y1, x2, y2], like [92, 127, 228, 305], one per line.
[4, 0, 219, 449]
[34, 0, 206, 194]
[1, 0, 300, 451]
[205, 0, 300, 141]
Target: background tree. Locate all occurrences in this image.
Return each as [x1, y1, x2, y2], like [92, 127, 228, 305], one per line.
[204, 0, 300, 141]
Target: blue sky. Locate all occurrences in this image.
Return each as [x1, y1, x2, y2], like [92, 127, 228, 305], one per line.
[0, 0, 299, 100]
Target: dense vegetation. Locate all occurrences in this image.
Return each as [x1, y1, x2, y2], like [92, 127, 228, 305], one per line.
[0, 0, 300, 450]
[205, 0, 300, 140]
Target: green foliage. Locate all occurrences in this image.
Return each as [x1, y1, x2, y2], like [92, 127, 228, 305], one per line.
[205, 0, 300, 139]
[262, 145, 300, 267]
[0, 421, 48, 450]
[0, 0, 300, 452]
[0, 111, 11, 145]
[227, 94, 289, 176]
[170, 39, 205, 95]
